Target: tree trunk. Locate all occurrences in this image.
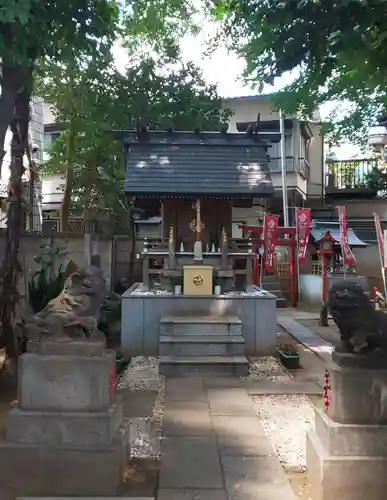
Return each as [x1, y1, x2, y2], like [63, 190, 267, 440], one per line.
[0, 68, 32, 379]
[59, 118, 75, 232]
[0, 64, 29, 174]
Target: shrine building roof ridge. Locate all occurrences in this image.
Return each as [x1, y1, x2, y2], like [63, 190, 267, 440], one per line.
[121, 129, 281, 147]
[123, 129, 277, 199]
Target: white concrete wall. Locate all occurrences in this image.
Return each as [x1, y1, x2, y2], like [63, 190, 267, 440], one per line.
[42, 173, 65, 206]
[43, 103, 56, 124]
[299, 274, 323, 303]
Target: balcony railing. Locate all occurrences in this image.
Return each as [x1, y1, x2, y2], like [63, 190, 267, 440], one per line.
[325, 158, 379, 198]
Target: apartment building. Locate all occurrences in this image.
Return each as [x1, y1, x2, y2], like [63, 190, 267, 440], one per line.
[222, 95, 324, 235]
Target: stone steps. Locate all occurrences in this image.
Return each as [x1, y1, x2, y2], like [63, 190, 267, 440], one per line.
[261, 278, 287, 308]
[160, 315, 242, 336]
[260, 280, 282, 291]
[159, 355, 249, 377]
[159, 335, 246, 356]
[275, 297, 287, 308]
[159, 315, 249, 377]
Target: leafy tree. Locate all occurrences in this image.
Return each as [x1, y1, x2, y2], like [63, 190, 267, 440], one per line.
[38, 56, 231, 231]
[0, 0, 202, 371]
[215, 0, 387, 145]
[0, 0, 118, 373]
[0, 0, 118, 169]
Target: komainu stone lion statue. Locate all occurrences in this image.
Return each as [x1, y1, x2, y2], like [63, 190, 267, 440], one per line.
[328, 280, 387, 354]
[23, 266, 106, 343]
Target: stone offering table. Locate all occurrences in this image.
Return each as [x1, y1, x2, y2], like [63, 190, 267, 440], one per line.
[307, 350, 387, 500]
[0, 339, 128, 499]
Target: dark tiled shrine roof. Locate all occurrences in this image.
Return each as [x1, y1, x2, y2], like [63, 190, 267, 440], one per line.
[123, 131, 278, 198]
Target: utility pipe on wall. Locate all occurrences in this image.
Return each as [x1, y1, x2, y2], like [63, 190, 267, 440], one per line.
[279, 109, 289, 227]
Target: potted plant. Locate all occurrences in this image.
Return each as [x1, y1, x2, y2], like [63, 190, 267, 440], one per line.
[277, 343, 300, 369]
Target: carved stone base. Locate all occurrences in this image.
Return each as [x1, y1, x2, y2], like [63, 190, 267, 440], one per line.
[307, 357, 387, 499]
[6, 402, 123, 448]
[307, 428, 387, 500]
[0, 342, 128, 499]
[0, 426, 128, 499]
[327, 356, 387, 425]
[18, 350, 116, 412]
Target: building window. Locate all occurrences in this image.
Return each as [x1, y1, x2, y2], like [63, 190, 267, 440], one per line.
[44, 132, 60, 151]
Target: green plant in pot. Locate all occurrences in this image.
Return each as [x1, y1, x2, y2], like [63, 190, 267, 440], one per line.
[28, 244, 69, 313]
[277, 343, 300, 370]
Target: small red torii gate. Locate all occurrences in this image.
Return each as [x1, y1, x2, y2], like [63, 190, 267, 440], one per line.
[240, 224, 298, 307]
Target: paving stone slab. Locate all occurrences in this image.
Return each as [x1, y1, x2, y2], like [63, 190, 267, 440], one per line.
[158, 490, 227, 500]
[165, 378, 207, 403]
[222, 456, 295, 500]
[117, 390, 157, 418]
[163, 401, 212, 436]
[207, 388, 256, 416]
[277, 316, 334, 361]
[212, 416, 274, 456]
[203, 377, 244, 388]
[244, 380, 322, 395]
[18, 498, 154, 499]
[159, 437, 223, 489]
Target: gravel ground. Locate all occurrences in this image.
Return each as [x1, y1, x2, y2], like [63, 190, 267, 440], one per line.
[245, 354, 293, 383]
[117, 357, 165, 459]
[253, 394, 315, 471]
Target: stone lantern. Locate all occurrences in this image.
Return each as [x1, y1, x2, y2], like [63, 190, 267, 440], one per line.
[368, 115, 387, 153]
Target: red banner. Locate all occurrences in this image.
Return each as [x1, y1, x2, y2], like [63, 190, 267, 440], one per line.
[109, 361, 116, 397]
[263, 215, 278, 271]
[338, 206, 356, 265]
[295, 208, 312, 264]
[374, 213, 385, 268]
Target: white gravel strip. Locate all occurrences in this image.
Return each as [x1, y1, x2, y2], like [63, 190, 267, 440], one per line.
[244, 356, 292, 382]
[253, 394, 315, 472]
[117, 356, 165, 459]
[117, 356, 162, 391]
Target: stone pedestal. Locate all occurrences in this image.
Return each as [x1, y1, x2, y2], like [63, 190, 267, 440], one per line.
[307, 350, 387, 500]
[0, 339, 128, 499]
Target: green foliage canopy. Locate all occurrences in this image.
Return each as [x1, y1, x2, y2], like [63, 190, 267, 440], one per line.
[38, 56, 231, 232]
[215, 0, 387, 145]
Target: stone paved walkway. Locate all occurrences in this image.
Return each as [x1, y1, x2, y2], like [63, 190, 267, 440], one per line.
[277, 316, 334, 364]
[159, 377, 295, 500]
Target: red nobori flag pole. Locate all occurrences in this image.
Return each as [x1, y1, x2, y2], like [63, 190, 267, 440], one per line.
[295, 208, 312, 264]
[295, 208, 312, 301]
[374, 213, 387, 297]
[338, 206, 356, 271]
[263, 215, 279, 272]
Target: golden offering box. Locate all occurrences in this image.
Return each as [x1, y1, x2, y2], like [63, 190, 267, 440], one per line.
[183, 265, 213, 296]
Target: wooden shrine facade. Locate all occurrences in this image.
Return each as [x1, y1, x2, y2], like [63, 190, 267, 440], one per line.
[123, 129, 280, 291]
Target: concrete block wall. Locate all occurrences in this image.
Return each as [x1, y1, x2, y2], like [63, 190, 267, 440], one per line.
[0, 233, 137, 300]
